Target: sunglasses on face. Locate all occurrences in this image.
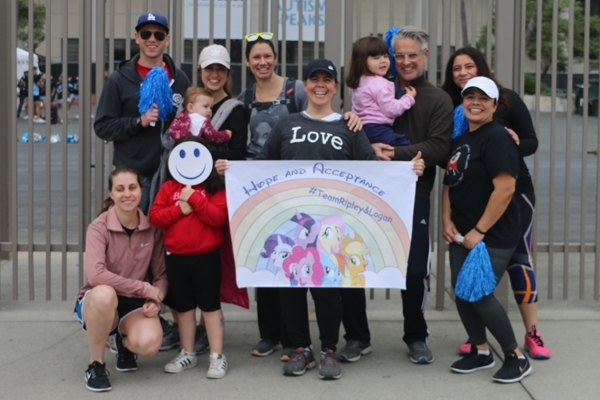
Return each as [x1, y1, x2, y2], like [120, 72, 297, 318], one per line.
[244, 32, 274, 42]
[139, 30, 167, 41]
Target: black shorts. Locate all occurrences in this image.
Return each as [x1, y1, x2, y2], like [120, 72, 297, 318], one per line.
[163, 250, 222, 313]
[75, 291, 145, 332]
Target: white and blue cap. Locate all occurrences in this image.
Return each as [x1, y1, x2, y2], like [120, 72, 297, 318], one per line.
[136, 12, 169, 33]
[461, 76, 499, 101]
[303, 58, 338, 81]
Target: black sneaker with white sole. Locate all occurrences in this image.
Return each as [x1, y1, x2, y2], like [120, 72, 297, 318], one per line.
[451, 346, 495, 373]
[115, 332, 138, 372]
[84, 361, 111, 392]
[492, 351, 532, 383]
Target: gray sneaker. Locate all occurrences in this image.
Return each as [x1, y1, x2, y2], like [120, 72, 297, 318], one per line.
[337, 340, 372, 362]
[318, 349, 342, 380]
[407, 341, 434, 364]
[283, 347, 316, 376]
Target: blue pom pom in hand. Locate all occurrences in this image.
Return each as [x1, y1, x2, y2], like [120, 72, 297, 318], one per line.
[138, 66, 173, 122]
[455, 241, 497, 302]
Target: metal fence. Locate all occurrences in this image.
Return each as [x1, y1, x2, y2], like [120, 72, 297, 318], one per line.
[1, 0, 599, 306]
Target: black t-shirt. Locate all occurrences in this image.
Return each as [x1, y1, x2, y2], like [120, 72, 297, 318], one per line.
[444, 120, 520, 248]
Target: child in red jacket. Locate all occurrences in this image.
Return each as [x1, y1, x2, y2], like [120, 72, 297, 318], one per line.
[149, 136, 229, 379]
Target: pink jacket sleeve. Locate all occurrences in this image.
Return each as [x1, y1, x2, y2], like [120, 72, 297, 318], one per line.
[373, 81, 416, 120]
[149, 228, 168, 297]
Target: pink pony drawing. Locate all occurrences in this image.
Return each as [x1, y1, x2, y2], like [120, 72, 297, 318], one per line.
[282, 246, 324, 287]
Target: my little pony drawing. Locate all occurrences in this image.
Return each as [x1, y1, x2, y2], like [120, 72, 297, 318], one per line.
[340, 233, 370, 287]
[282, 246, 324, 287]
[290, 211, 320, 248]
[259, 233, 294, 275]
[316, 214, 347, 287]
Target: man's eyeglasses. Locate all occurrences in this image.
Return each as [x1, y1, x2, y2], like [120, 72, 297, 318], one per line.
[139, 30, 167, 41]
[393, 52, 420, 62]
[244, 32, 274, 42]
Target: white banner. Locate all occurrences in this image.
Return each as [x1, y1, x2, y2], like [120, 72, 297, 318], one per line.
[226, 160, 416, 289]
[182, 0, 325, 41]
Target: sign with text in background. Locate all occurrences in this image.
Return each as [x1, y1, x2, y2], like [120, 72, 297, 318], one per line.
[183, 0, 326, 41]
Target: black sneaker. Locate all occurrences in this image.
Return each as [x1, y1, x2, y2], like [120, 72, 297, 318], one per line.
[84, 361, 111, 392]
[115, 333, 138, 372]
[160, 319, 180, 351]
[195, 325, 209, 355]
[450, 346, 495, 373]
[492, 351, 532, 383]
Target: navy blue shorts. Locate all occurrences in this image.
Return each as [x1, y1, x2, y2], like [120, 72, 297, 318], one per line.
[74, 290, 145, 332]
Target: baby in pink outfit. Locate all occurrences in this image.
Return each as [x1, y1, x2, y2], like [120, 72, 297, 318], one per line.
[169, 87, 232, 144]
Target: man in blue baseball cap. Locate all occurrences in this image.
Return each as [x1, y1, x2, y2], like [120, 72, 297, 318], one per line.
[94, 10, 189, 213]
[135, 11, 170, 33]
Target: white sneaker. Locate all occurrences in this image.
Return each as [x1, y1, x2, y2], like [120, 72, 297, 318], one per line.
[207, 353, 228, 379]
[33, 116, 46, 124]
[164, 349, 198, 373]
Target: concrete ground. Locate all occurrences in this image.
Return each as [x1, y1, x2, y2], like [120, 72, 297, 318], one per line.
[1, 289, 599, 400]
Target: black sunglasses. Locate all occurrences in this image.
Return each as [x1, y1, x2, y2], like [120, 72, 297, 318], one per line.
[139, 30, 167, 41]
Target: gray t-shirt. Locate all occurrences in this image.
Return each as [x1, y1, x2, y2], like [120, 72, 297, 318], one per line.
[240, 78, 307, 159]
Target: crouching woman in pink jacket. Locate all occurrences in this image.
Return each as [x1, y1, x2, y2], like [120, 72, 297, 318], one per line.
[74, 166, 167, 392]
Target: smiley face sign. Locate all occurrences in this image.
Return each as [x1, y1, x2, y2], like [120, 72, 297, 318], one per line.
[168, 140, 213, 186]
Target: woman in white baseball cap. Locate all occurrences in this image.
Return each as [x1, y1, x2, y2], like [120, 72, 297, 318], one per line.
[441, 75, 533, 384]
[197, 44, 248, 161]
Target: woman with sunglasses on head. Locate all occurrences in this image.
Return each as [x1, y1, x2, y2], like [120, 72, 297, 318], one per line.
[239, 31, 306, 361]
[441, 47, 550, 361]
[239, 32, 363, 361]
[94, 12, 191, 214]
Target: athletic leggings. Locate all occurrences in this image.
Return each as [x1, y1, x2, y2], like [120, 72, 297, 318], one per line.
[449, 244, 518, 353]
[507, 192, 538, 304]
